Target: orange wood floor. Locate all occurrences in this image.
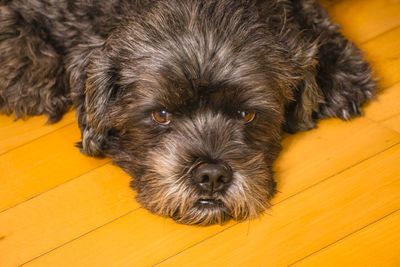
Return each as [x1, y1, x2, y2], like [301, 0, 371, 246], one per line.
[1, 0, 400, 266]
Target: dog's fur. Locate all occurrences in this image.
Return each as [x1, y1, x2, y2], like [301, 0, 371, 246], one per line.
[0, 0, 376, 225]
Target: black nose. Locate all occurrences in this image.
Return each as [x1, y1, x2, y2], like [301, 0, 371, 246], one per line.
[193, 163, 232, 192]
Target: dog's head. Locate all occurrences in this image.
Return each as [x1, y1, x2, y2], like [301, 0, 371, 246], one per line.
[74, 1, 320, 225]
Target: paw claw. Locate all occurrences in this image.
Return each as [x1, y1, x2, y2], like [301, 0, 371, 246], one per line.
[341, 109, 351, 120]
[351, 101, 362, 116]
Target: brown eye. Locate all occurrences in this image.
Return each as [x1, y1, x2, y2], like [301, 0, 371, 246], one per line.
[152, 109, 171, 125]
[238, 110, 256, 123]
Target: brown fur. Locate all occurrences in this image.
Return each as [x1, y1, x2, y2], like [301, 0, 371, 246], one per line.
[0, 0, 376, 225]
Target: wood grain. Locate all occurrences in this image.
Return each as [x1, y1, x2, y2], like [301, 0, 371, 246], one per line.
[0, 111, 75, 155]
[294, 210, 400, 266]
[365, 83, 400, 121]
[380, 114, 400, 133]
[18, 120, 400, 266]
[326, 0, 400, 44]
[0, 123, 108, 211]
[273, 117, 400, 204]
[361, 27, 400, 89]
[365, 82, 400, 133]
[156, 144, 400, 266]
[0, 164, 137, 266]
[23, 209, 234, 267]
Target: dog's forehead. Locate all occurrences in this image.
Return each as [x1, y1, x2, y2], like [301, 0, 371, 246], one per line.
[160, 79, 244, 109]
[137, 71, 276, 114]
[116, 37, 281, 114]
[113, 0, 283, 112]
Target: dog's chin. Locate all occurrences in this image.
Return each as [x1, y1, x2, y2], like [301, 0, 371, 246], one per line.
[171, 199, 233, 226]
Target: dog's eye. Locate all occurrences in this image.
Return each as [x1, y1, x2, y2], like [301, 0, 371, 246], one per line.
[152, 109, 171, 125]
[238, 110, 256, 123]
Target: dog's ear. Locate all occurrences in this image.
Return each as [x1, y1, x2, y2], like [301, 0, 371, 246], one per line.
[284, 69, 323, 133]
[81, 50, 124, 157]
[68, 39, 121, 157]
[282, 40, 324, 133]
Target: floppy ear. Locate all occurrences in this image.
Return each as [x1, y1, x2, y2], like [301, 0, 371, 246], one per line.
[68, 39, 121, 157]
[284, 68, 324, 133]
[81, 50, 124, 157]
[282, 40, 324, 133]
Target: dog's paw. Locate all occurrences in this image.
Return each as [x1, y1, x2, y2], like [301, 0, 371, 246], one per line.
[317, 78, 376, 121]
[318, 95, 363, 121]
[316, 54, 377, 121]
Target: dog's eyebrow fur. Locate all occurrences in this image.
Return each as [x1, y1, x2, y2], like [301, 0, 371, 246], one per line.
[138, 76, 278, 118]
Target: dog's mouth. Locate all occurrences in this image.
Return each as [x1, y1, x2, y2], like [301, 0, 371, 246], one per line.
[196, 198, 223, 206]
[168, 198, 231, 225]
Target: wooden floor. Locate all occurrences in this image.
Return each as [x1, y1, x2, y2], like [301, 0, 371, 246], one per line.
[1, 0, 400, 266]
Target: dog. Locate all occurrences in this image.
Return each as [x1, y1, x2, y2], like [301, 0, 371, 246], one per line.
[0, 0, 376, 225]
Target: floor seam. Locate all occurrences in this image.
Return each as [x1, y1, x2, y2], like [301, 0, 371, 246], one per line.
[19, 208, 141, 266]
[152, 142, 400, 266]
[360, 25, 400, 45]
[288, 208, 400, 266]
[0, 121, 75, 156]
[17, 143, 400, 265]
[0, 160, 111, 214]
[366, 117, 400, 135]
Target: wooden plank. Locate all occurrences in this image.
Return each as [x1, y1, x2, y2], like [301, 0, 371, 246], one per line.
[0, 111, 75, 155]
[365, 82, 400, 133]
[22, 209, 234, 267]
[380, 114, 400, 133]
[0, 164, 137, 267]
[326, 0, 400, 44]
[0, 123, 108, 211]
[155, 144, 400, 267]
[365, 82, 400, 122]
[361, 27, 400, 89]
[20, 120, 400, 266]
[273, 117, 400, 203]
[294, 210, 400, 266]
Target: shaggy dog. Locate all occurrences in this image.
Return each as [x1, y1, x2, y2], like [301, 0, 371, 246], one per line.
[0, 0, 376, 225]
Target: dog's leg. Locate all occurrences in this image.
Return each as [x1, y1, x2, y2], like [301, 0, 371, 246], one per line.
[295, 0, 377, 120]
[0, 6, 70, 123]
